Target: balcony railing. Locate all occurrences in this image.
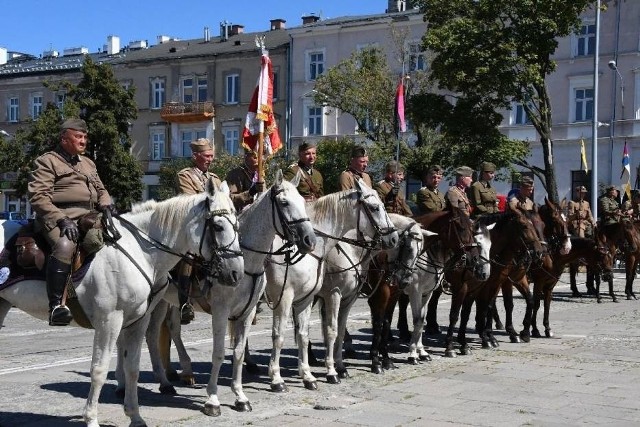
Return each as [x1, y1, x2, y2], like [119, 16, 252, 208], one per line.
[160, 101, 215, 123]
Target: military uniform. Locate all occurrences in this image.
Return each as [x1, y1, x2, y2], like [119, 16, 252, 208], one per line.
[374, 180, 412, 216]
[416, 186, 445, 214]
[177, 166, 221, 195]
[339, 169, 372, 190]
[225, 165, 258, 212]
[508, 194, 535, 211]
[283, 162, 324, 201]
[568, 199, 596, 237]
[598, 193, 621, 226]
[445, 186, 472, 216]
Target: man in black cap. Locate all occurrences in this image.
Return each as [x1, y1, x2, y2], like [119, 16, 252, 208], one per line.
[374, 160, 412, 216]
[283, 142, 324, 201]
[469, 161, 499, 218]
[28, 118, 114, 326]
[339, 145, 372, 190]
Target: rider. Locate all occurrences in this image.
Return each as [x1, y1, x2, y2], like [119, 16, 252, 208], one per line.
[176, 138, 222, 324]
[568, 185, 598, 296]
[374, 160, 413, 216]
[469, 162, 499, 218]
[283, 142, 324, 202]
[225, 150, 265, 212]
[416, 165, 446, 214]
[445, 166, 473, 216]
[598, 185, 623, 227]
[339, 145, 372, 190]
[509, 176, 535, 211]
[28, 118, 114, 326]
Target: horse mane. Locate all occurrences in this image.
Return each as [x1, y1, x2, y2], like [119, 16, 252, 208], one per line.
[413, 210, 449, 229]
[129, 199, 159, 214]
[309, 190, 355, 225]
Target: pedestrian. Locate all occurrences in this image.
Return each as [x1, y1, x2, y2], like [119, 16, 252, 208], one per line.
[28, 118, 114, 326]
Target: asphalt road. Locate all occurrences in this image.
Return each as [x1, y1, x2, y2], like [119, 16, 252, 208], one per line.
[1, 272, 639, 426]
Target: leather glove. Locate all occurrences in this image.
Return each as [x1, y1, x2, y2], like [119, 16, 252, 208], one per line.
[390, 184, 400, 197]
[57, 217, 80, 243]
[99, 204, 117, 216]
[249, 181, 266, 196]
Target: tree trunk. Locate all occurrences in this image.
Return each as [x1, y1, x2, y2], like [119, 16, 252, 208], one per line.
[540, 136, 559, 204]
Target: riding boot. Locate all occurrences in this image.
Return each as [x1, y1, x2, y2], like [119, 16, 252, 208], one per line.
[178, 275, 194, 325]
[46, 257, 73, 326]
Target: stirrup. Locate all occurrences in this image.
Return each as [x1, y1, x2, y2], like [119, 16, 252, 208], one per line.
[49, 305, 73, 326]
[180, 303, 195, 325]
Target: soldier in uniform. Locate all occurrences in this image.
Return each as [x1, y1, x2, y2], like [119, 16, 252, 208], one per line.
[445, 166, 474, 216]
[28, 118, 114, 326]
[469, 161, 499, 218]
[373, 160, 412, 216]
[416, 165, 446, 214]
[339, 145, 372, 190]
[598, 185, 622, 227]
[176, 138, 222, 324]
[509, 176, 535, 211]
[283, 142, 324, 201]
[568, 185, 597, 296]
[622, 190, 640, 220]
[225, 150, 265, 212]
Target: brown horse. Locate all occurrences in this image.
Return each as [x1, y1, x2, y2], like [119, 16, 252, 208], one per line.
[593, 220, 637, 302]
[621, 220, 640, 300]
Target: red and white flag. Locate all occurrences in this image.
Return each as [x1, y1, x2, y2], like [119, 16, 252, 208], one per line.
[242, 52, 282, 156]
[395, 79, 406, 135]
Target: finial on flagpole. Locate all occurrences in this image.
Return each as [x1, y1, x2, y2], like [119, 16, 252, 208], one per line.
[255, 35, 267, 55]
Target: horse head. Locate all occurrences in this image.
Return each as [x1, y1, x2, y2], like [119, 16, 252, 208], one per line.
[472, 220, 494, 281]
[387, 214, 435, 288]
[272, 169, 316, 254]
[352, 178, 399, 249]
[539, 197, 572, 255]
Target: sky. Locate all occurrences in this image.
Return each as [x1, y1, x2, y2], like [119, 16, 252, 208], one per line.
[1, 0, 386, 56]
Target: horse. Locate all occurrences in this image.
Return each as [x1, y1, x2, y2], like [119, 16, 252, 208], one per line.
[593, 220, 637, 302]
[317, 213, 434, 381]
[264, 179, 399, 392]
[140, 171, 317, 416]
[0, 179, 244, 427]
[620, 220, 640, 300]
[365, 207, 492, 373]
[448, 208, 545, 356]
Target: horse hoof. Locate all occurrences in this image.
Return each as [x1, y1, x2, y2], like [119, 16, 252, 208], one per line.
[494, 321, 504, 331]
[408, 357, 419, 365]
[166, 369, 180, 382]
[482, 341, 492, 349]
[159, 384, 177, 395]
[419, 353, 432, 362]
[425, 324, 440, 335]
[545, 330, 554, 338]
[444, 350, 457, 358]
[490, 339, 500, 348]
[520, 333, 531, 343]
[326, 375, 340, 384]
[571, 291, 582, 298]
[630, 293, 637, 300]
[612, 297, 619, 303]
[531, 329, 542, 338]
[234, 400, 253, 412]
[344, 348, 357, 359]
[270, 382, 288, 393]
[510, 335, 521, 344]
[244, 362, 261, 376]
[337, 369, 349, 379]
[180, 375, 196, 386]
[303, 380, 318, 390]
[597, 298, 603, 304]
[203, 403, 221, 417]
[115, 387, 125, 400]
[460, 347, 472, 356]
[383, 360, 397, 370]
[371, 364, 384, 374]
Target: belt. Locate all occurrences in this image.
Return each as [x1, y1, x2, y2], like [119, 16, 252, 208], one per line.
[55, 201, 94, 210]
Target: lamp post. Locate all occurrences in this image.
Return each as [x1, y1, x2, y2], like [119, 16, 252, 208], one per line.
[591, 0, 601, 219]
[608, 59, 625, 122]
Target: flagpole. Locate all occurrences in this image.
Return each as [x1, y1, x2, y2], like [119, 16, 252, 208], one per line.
[591, 0, 601, 218]
[257, 37, 267, 184]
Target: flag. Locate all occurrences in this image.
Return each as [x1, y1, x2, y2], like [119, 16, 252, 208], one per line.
[242, 52, 282, 157]
[580, 138, 588, 173]
[394, 78, 406, 136]
[621, 140, 631, 200]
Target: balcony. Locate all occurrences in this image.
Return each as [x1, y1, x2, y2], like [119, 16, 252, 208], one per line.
[160, 101, 215, 123]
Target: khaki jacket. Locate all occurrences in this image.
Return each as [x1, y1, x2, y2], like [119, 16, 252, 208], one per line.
[469, 181, 499, 217]
[508, 195, 534, 211]
[177, 167, 221, 195]
[225, 165, 258, 212]
[339, 169, 372, 191]
[416, 186, 446, 214]
[283, 163, 324, 201]
[568, 199, 596, 237]
[373, 180, 413, 216]
[445, 186, 471, 216]
[598, 196, 621, 226]
[28, 147, 112, 231]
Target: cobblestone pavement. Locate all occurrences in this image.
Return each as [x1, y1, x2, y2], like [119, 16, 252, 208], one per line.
[1, 273, 639, 426]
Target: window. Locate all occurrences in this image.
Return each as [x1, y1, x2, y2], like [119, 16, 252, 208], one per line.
[574, 88, 594, 122]
[513, 102, 532, 125]
[31, 93, 43, 119]
[272, 71, 279, 101]
[307, 50, 325, 81]
[181, 77, 193, 103]
[223, 126, 240, 154]
[8, 97, 19, 122]
[575, 24, 596, 57]
[306, 105, 323, 136]
[181, 129, 207, 157]
[197, 76, 208, 101]
[226, 74, 239, 104]
[151, 130, 166, 160]
[55, 92, 66, 110]
[150, 77, 166, 109]
[408, 42, 427, 71]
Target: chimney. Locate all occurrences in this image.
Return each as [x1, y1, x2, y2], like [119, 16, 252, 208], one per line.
[204, 26, 210, 42]
[105, 35, 120, 55]
[157, 35, 171, 44]
[302, 14, 320, 25]
[229, 24, 244, 36]
[0, 47, 7, 65]
[270, 18, 286, 31]
[220, 20, 230, 41]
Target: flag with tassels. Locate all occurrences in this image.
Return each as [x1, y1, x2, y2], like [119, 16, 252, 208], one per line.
[580, 138, 588, 173]
[621, 140, 631, 200]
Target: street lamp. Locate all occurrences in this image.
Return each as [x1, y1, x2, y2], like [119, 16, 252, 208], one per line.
[608, 59, 625, 119]
[0, 129, 12, 138]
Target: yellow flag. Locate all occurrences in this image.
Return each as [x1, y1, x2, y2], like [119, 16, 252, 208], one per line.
[580, 139, 588, 173]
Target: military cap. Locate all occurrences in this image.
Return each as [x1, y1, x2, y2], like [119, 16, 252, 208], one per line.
[520, 176, 534, 187]
[190, 138, 213, 153]
[298, 141, 317, 152]
[351, 145, 368, 158]
[385, 160, 405, 173]
[575, 185, 588, 193]
[605, 185, 617, 191]
[455, 166, 473, 177]
[61, 118, 88, 132]
[427, 165, 444, 175]
[480, 161, 496, 172]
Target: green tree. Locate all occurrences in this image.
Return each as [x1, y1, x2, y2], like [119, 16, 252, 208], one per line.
[315, 137, 357, 194]
[415, 0, 595, 203]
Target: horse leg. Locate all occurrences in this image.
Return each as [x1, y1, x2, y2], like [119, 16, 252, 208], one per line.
[165, 306, 194, 384]
[608, 273, 618, 303]
[501, 283, 519, 343]
[542, 288, 554, 338]
[492, 300, 504, 330]
[569, 262, 581, 297]
[407, 288, 421, 364]
[516, 278, 533, 343]
[531, 285, 543, 338]
[335, 296, 357, 379]
[268, 290, 292, 392]
[144, 301, 177, 395]
[626, 258, 638, 300]
[596, 270, 603, 303]
[323, 292, 341, 384]
[0, 298, 11, 328]
[117, 320, 150, 427]
[293, 302, 318, 390]
[445, 291, 463, 357]
[425, 287, 442, 335]
[381, 291, 399, 370]
[397, 293, 411, 342]
[203, 302, 232, 417]
[230, 315, 255, 413]
[414, 290, 434, 361]
[586, 267, 597, 295]
[83, 314, 125, 427]
[475, 293, 496, 349]
[457, 296, 474, 355]
[368, 291, 386, 373]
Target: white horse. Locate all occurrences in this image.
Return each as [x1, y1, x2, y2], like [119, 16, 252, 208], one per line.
[0, 179, 243, 427]
[265, 179, 399, 392]
[141, 171, 317, 416]
[318, 213, 433, 383]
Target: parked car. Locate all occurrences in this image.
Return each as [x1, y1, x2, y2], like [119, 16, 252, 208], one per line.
[0, 211, 28, 225]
